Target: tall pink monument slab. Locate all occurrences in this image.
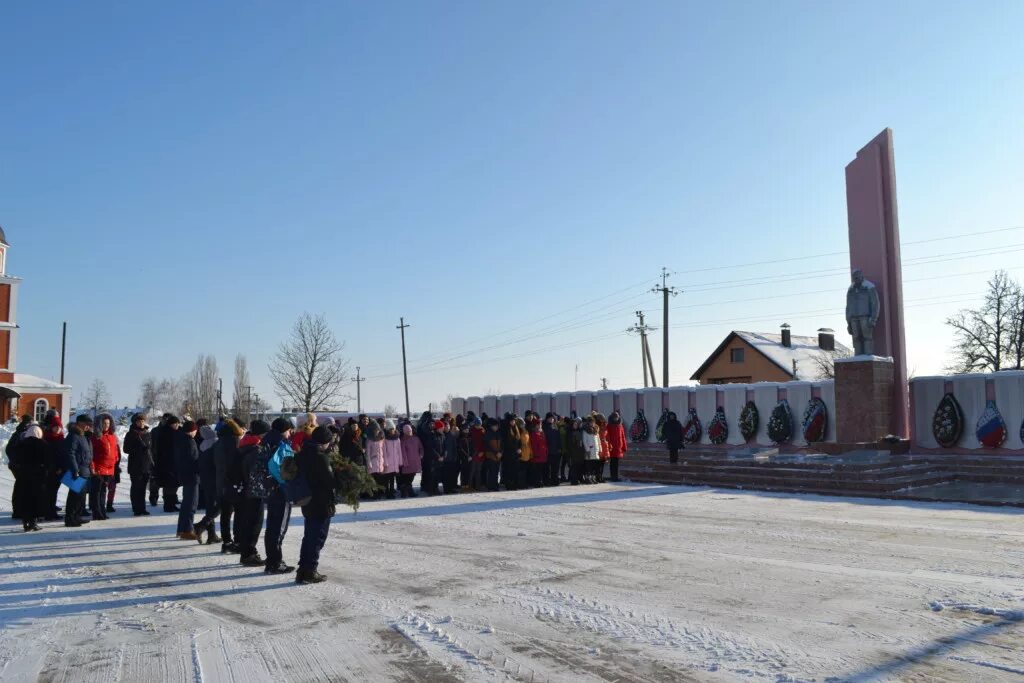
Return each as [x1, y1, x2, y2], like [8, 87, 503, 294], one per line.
[840, 128, 909, 439]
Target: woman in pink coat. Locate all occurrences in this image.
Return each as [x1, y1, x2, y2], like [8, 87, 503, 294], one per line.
[364, 419, 386, 499]
[382, 420, 402, 499]
[398, 424, 422, 498]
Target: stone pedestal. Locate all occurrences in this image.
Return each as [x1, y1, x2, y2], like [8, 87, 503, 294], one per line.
[835, 357, 895, 443]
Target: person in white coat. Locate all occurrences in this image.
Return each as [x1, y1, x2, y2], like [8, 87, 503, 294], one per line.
[581, 417, 602, 485]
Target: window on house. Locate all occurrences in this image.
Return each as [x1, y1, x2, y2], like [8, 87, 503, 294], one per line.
[729, 348, 744, 363]
[33, 398, 48, 423]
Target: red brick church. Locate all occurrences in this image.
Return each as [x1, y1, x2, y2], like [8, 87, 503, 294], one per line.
[0, 226, 72, 425]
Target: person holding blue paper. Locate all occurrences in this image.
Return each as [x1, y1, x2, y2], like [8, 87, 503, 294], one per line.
[62, 415, 94, 527]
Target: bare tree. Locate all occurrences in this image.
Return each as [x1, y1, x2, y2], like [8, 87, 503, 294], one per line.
[81, 379, 111, 419]
[232, 354, 251, 422]
[383, 404, 398, 418]
[269, 313, 352, 412]
[946, 270, 1023, 373]
[185, 354, 220, 420]
[811, 348, 853, 380]
[139, 377, 160, 413]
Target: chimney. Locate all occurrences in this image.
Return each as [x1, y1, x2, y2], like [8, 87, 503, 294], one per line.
[780, 323, 791, 348]
[818, 327, 835, 351]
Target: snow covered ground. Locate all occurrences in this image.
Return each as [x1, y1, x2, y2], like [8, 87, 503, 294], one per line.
[1, 469, 1022, 682]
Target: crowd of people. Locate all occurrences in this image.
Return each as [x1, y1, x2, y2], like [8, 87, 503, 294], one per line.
[5, 406, 635, 586]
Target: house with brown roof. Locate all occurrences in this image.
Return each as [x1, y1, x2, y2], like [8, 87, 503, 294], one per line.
[690, 325, 850, 385]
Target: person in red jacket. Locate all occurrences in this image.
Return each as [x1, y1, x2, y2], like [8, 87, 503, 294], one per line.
[291, 413, 315, 451]
[606, 411, 628, 482]
[527, 416, 548, 487]
[89, 413, 120, 520]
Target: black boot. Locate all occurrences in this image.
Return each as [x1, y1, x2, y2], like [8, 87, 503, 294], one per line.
[240, 553, 265, 567]
[295, 569, 326, 585]
[265, 561, 295, 575]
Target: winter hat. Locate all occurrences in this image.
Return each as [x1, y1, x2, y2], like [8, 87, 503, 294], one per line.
[24, 425, 43, 440]
[385, 419, 396, 431]
[219, 418, 245, 437]
[75, 414, 94, 425]
[545, 412, 555, 420]
[249, 419, 271, 436]
[271, 417, 293, 433]
[131, 413, 147, 423]
[166, 415, 181, 426]
[402, 424, 413, 436]
[182, 420, 197, 433]
[311, 425, 333, 445]
[433, 420, 446, 431]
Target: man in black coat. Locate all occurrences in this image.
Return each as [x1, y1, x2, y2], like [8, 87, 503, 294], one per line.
[155, 415, 181, 512]
[123, 413, 153, 516]
[262, 418, 295, 575]
[294, 426, 336, 584]
[174, 420, 199, 539]
[62, 415, 94, 527]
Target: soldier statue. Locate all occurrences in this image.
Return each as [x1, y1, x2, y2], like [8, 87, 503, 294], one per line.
[846, 268, 880, 356]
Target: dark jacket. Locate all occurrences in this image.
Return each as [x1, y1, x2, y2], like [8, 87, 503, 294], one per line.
[155, 423, 180, 486]
[423, 431, 444, 464]
[63, 427, 93, 478]
[173, 430, 200, 481]
[123, 425, 154, 476]
[543, 422, 562, 457]
[296, 441, 336, 518]
[213, 425, 241, 497]
[483, 430, 502, 461]
[441, 432, 459, 465]
[663, 415, 684, 449]
[339, 426, 366, 467]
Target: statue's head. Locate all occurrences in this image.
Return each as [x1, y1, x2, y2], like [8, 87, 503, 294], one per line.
[851, 269, 865, 287]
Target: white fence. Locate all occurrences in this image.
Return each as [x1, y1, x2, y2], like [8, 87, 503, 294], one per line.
[453, 381, 837, 445]
[911, 371, 1024, 450]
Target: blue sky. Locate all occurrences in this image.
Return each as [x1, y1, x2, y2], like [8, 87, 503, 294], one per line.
[2, 1, 1023, 411]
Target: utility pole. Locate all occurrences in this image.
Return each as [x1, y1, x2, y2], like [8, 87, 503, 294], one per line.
[397, 318, 411, 418]
[627, 311, 657, 388]
[651, 267, 679, 387]
[600, 377, 608, 390]
[60, 322, 67, 384]
[352, 366, 365, 413]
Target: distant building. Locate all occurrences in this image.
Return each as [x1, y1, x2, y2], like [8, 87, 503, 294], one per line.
[0, 226, 72, 424]
[690, 325, 850, 385]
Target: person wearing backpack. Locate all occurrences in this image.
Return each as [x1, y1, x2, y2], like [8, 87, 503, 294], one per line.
[236, 420, 270, 567]
[263, 417, 296, 575]
[294, 426, 336, 585]
[123, 413, 153, 516]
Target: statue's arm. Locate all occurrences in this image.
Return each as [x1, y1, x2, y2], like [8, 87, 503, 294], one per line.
[869, 286, 880, 325]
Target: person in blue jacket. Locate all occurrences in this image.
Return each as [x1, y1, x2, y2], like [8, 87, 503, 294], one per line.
[262, 418, 296, 575]
[62, 414, 94, 527]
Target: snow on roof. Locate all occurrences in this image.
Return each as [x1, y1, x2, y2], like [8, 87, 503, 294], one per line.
[733, 331, 851, 380]
[10, 374, 71, 390]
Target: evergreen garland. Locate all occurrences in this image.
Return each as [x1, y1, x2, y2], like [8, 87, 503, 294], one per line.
[629, 409, 650, 442]
[739, 401, 759, 442]
[329, 451, 380, 512]
[708, 406, 728, 445]
[767, 400, 793, 444]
